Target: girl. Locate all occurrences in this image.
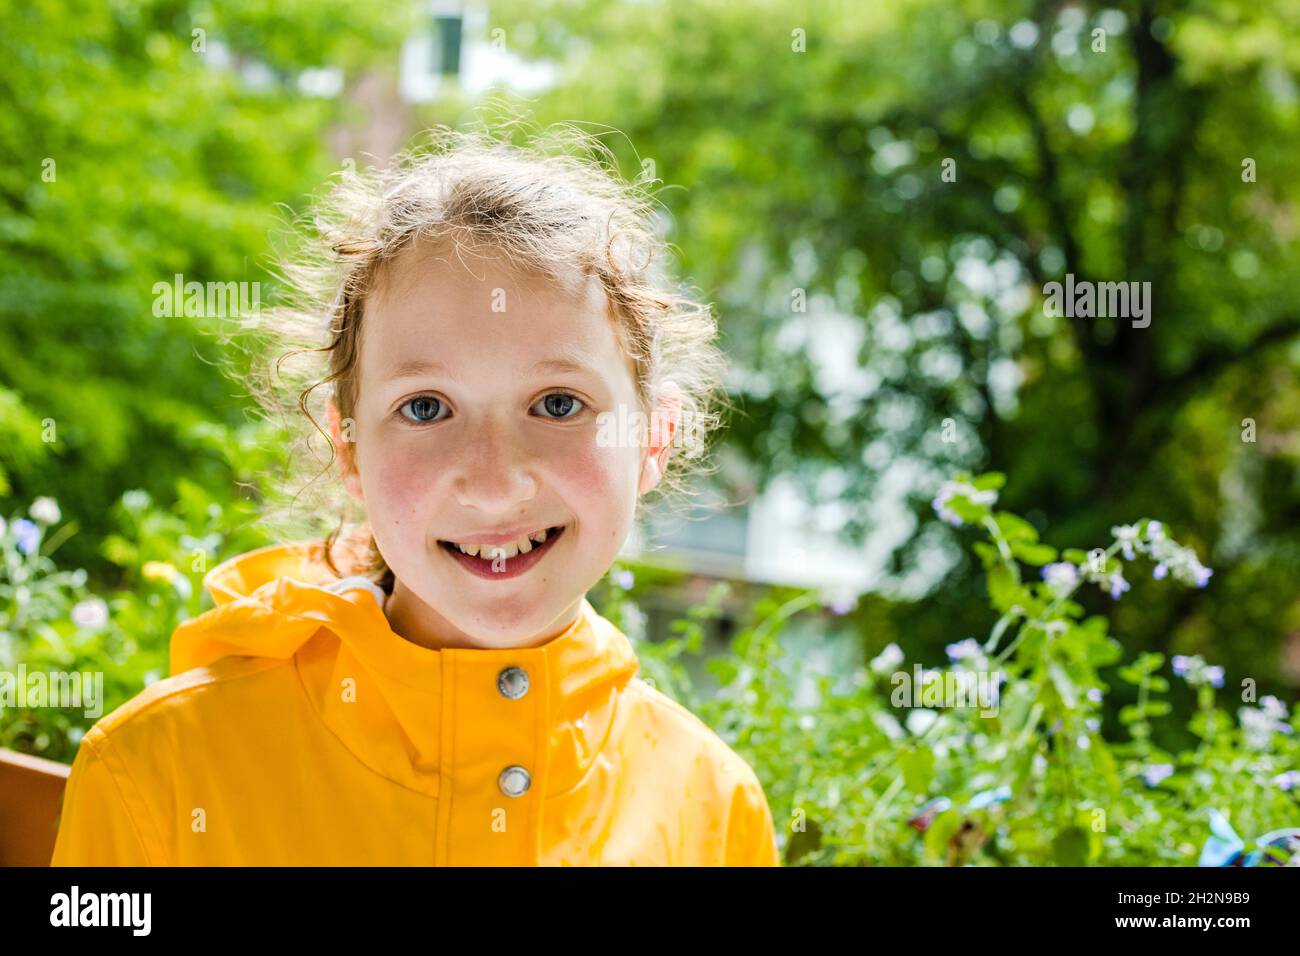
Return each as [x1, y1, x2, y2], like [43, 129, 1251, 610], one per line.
[50, 125, 781, 866]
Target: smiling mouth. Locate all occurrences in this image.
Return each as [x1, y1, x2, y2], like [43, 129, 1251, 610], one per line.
[436, 525, 566, 580]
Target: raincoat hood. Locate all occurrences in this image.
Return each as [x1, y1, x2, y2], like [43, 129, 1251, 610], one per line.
[51, 535, 780, 866]
[170, 537, 642, 799]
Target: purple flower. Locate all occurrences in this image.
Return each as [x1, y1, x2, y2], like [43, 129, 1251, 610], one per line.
[1041, 562, 1079, 595]
[1153, 562, 1168, 580]
[931, 479, 997, 528]
[1261, 696, 1289, 722]
[945, 638, 982, 662]
[1240, 697, 1292, 747]
[1173, 654, 1223, 688]
[613, 568, 635, 590]
[1144, 764, 1174, 787]
[1107, 571, 1130, 600]
[1193, 564, 1213, 588]
[933, 500, 963, 526]
[12, 518, 39, 555]
[1111, 524, 1142, 561]
[1271, 771, 1300, 791]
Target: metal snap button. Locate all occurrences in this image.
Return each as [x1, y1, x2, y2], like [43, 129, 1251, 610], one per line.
[497, 666, 530, 700]
[498, 765, 531, 797]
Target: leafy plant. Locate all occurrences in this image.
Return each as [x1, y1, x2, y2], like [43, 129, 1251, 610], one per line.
[625, 472, 1299, 865]
[0, 482, 267, 762]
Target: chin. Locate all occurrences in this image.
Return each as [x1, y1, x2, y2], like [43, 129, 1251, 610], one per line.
[450, 593, 553, 642]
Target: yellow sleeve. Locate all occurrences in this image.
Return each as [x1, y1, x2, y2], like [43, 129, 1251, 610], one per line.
[725, 775, 782, 867]
[50, 735, 158, 866]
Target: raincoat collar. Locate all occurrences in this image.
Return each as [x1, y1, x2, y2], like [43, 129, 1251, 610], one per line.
[170, 536, 641, 798]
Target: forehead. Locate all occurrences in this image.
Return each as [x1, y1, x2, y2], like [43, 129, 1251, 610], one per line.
[360, 240, 635, 387]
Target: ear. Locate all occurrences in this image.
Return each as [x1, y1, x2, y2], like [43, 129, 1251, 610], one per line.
[638, 381, 682, 496]
[327, 395, 365, 503]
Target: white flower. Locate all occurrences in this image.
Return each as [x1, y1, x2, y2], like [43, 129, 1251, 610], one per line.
[71, 597, 109, 629]
[1041, 562, 1079, 596]
[931, 479, 997, 527]
[29, 497, 61, 525]
[905, 709, 938, 736]
[945, 638, 983, 663]
[872, 712, 906, 741]
[1173, 654, 1224, 688]
[1111, 524, 1143, 560]
[1261, 696, 1289, 722]
[869, 642, 904, 674]
[1239, 703, 1290, 749]
[121, 489, 152, 511]
[1147, 534, 1213, 589]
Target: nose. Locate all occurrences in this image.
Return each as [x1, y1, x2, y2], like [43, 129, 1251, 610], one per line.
[450, 416, 539, 514]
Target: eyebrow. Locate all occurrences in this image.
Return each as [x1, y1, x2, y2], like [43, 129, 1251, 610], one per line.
[384, 355, 600, 382]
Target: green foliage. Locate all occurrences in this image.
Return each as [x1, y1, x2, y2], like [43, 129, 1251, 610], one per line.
[3, 470, 1293, 866]
[0, 0, 412, 577]
[1, 0, 1297, 868]
[0, 473, 269, 762]
[621, 472, 1300, 865]
[483, 0, 1300, 691]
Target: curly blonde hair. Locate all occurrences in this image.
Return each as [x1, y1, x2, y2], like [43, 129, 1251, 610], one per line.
[242, 122, 730, 590]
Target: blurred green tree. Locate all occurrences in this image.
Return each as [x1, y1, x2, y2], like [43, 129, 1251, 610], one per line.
[475, 0, 1300, 702]
[0, 0, 413, 579]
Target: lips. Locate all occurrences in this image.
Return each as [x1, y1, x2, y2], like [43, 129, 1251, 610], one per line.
[437, 525, 566, 581]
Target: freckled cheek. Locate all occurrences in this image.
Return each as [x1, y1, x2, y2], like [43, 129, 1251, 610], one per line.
[560, 443, 638, 531]
[358, 442, 434, 523]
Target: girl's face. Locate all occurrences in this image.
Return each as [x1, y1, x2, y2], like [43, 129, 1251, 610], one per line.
[328, 241, 679, 650]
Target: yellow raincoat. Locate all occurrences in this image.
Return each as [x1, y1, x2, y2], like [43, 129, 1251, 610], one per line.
[50, 540, 780, 866]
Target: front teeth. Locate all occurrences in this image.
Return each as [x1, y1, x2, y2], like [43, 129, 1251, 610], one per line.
[454, 527, 552, 559]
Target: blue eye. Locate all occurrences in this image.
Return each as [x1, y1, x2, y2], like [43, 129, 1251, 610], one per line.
[398, 395, 446, 424]
[536, 393, 585, 419]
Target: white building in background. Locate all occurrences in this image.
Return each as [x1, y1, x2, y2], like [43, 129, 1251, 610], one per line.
[621, 481, 873, 598]
[399, 0, 557, 103]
